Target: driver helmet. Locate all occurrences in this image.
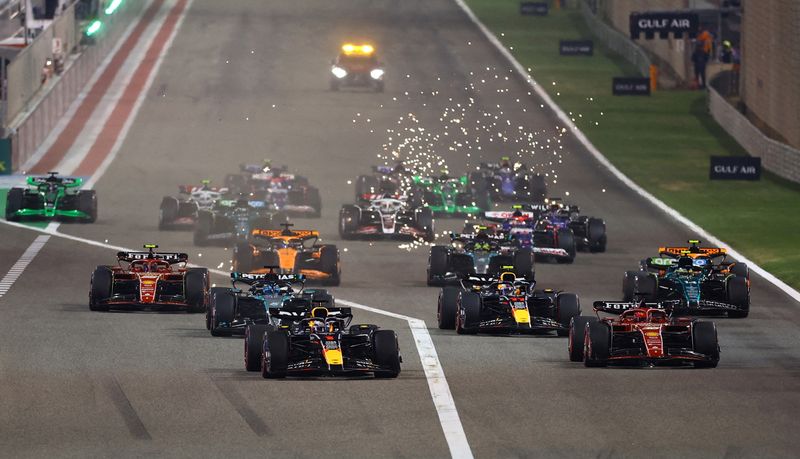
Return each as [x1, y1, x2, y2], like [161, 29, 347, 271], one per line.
[392, 162, 406, 174]
[236, 197, 249, 208]
[677, 257, 694, 270]
[633, 310, 647, 322]
[500, 157, 512, 169]
[512, 209, 524, 219]
[260, 284, 280, 296]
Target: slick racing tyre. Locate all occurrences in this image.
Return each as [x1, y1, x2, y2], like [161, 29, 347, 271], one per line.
[555, 293, 581, 337]
[456, 292, 480, 335]
[89, 266, 112, 311]
[587, 218, 606, 253]
[5, 188, 23, 221]
[556, 229, 576, 264]
[726, 275, 750, 318]
[307, 187, 322, 218]
[319, 245, 341, 286]
[339, 205, 360, 239]
[634, 273, 658, 302]
[245, 324, 269, 372]
[428, 246, 449, 286]
[207, 287, 228, 330]
[77, 190, 98, 223]
[528, 174, 547, 202]
[584, 322, 610, 367]
[415, 207, 435, 242]
[372, 330, 401, 378]
[513, 248, 534, 280]
[210, 291, 235, 337]
[437, 287, 459, 329]
[233, 242, 254, 273]
[262, 331, 289, 379]
[622, 271, 643, 302]
[569, 316, 598, 362]
[730, 262, 749, 280]
[194, 212, 213, 246]
[159, 197, 179, 230]
[184, 268, 208, 313]
[692, 321, 720, 368]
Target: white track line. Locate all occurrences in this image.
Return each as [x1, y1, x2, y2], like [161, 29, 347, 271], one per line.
[336, 299, 473, 459]
[0, 235, 50, 297]
[453, 0, 800, 305]
[0, 220, 473, 458]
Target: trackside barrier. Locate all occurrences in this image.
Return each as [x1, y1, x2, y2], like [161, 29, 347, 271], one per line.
[7, 0, 146, 172]
[708, 87, 800, 184]
[578, 0, 651, 77]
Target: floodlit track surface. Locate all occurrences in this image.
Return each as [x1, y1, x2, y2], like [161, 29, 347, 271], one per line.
[2, 1, 799, 457]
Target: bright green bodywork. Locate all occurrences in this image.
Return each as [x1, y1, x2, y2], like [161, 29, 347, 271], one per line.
[411, 175, 489, 216]
[6, 175, 92, 220]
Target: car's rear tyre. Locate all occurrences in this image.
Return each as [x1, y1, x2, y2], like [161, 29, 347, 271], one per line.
[437, 287, 459, 329]
[77, 190, 98, 223]
[622, 271, 642, 302]
[184, 268, 207, 313]
[584, 322, 610, 367]
[456, 292, 480, 335]
[415, 207, 435, 242]
[89, 266, 112, 311]
[373, 330, 401, 378]
[569, 316, 598, 362]
[233, 242, 253, 273]
[730, 262, 749, 280]
[207, 287, 228, 330]
[555, 293, 581, 337]
[159, 197, 178, 230]
[513, 248, 534, 280]
[245, 324, 269, 372]
[587, 218, 606, 253]
[428, 246, 449, 286]
[307, 187, 322, 218]
[726, 275, 750, 318]
[635, 273, 658, 302]
[5, 188, 23, 221]
[339, 205, 360, 239]
[262, 331, 289, 378]
[210, 291, 235, 337]
[528, 174, 547, 202]
[692, 321, 720, 368]
[319, 245, 340, 286]
[194, 211, 212, 246]
[556, 229, 576, 264]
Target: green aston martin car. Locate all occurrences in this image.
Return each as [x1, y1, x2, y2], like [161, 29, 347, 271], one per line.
[410, 173, 490, 216]
[5, 172, 97, 222]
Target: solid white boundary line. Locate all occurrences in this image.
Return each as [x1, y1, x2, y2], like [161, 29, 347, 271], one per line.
[336, 299, 474, 459]
[452, 0, 800, 304]
[0, 235, 50, 297]
[0, 219, 473, 458]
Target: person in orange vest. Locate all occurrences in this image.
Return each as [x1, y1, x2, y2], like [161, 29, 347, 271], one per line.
[697, 27, 713, 58]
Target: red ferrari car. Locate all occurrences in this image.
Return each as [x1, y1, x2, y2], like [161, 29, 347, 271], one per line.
[568, 300, 719, 368]
[89, 244, 208, 312]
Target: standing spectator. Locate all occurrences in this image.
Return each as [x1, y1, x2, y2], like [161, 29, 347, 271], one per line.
[697, 27, 714, 58]
[691, 43, 709, 89]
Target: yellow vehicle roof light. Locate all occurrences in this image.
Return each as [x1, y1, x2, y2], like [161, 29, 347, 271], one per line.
[342, 43, 374, 55]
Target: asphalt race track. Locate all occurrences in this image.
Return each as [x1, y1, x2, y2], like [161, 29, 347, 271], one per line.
[2, 1, 799, 457]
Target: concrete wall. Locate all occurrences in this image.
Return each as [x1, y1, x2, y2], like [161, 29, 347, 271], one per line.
[740, 0, 800, 150]
[9, 0, 145, 171]
[709, 86, 800, 183]
[595, 0, 693, 86]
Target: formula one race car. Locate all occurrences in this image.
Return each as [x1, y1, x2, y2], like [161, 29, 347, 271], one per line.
[622, 243, 750, 318]
[330, 43, 385, 92]
[225, 162, 322, 218]
[339, 194, 434, 242]
[5, 172, 97, 222]
[437, 271, 580, 335]
[427, 230, 534, 286]
[193, 196, 287, 246]
[473, 157, 547, 203]
[568, 300, 719, 368]
[244, 306, 401, 378]
[158, 181, 227, 230]
[208, 270, 334, 336]
[528, 199, 606, 252]
[233, 224, 340, 285]
[89, 244, 208, 312]
[483, 208, 577, 263]
[353, 164, 412, 199]
[410, 172, 489, 216]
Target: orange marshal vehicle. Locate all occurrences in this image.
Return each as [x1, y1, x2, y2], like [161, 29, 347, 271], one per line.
[233, 224, 340, 286]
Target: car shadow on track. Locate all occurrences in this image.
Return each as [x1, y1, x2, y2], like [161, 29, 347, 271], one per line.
[206, 368, 427, 382]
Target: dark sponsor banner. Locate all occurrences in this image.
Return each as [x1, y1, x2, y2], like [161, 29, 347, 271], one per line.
[0, 138, 10, 175]
[559, 40, 593, 56]
[630, 12, 699, 39]
[612, 77, 650, 96]
[520, 2, 548, 16]
[709, 156, 761, 180]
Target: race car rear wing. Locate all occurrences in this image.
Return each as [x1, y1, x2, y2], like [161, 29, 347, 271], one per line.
[268, 307, 353, 320]
[251, 229, 318, 241]
[659, 239, 727, 258]
[483, 210, 536, 222]
[178, 184, 227, 194]
[593, 300, 681, 314]
[231, 271, 306, 285]
[117, 245, 188, 263]
[27, 175, 82, 187]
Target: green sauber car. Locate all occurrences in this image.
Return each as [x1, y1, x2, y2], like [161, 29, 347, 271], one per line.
[5, 172, 97, 222]
[410, 172, 490, 216]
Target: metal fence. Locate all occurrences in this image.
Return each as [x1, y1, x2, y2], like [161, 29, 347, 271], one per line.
[579, 0, 651, 77]
[708, 86, 800, 184]
[4, 2, 77, 125]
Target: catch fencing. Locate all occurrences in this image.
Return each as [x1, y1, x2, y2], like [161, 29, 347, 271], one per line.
[579, 0, 651, 77]
[708, 86, 800, 184]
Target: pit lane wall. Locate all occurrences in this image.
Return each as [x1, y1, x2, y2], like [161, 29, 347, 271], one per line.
[708, 86, 800, 184]
[3, 1, 145, 173]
